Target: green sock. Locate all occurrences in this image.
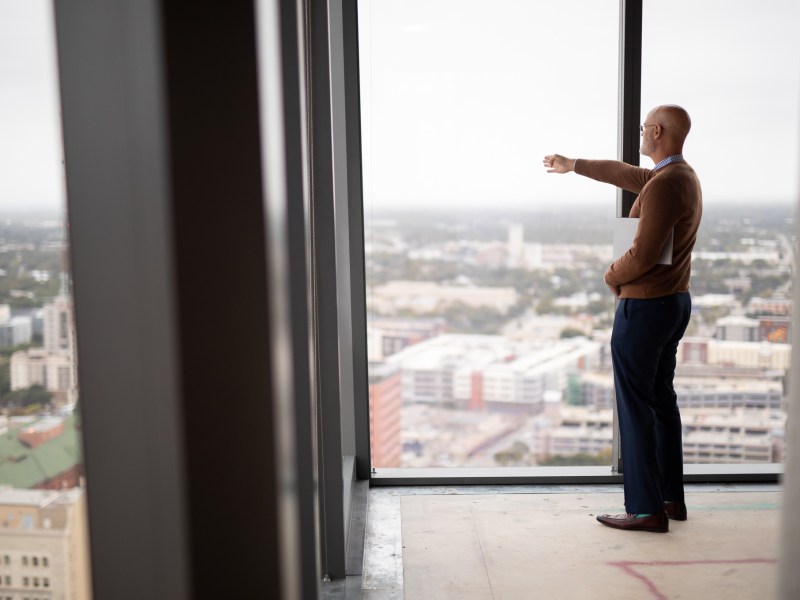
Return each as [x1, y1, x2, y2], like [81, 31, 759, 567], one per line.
[635, 513, 652, 518]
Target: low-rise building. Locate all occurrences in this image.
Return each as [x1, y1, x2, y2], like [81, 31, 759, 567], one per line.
[368, 363, 403, 468]
[577, 371, 784, 411]
[747, 296, 792, 316]
[366, 316, 446, 361]
[715, 315, 759, 342]
[0, 415, 84, 490]
[706, 340, 791, 370]
[369, 280, 518, 315]
[0, 316, 33, 348]
[530, 405, 785, 464]
[388, 334, 601, 413]
[0, 486, 92, 599]
[681, 408, 785, 463]
[10, 349, 75, 403]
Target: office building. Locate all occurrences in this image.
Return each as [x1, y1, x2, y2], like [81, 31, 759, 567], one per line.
[0, 487, 92, 600]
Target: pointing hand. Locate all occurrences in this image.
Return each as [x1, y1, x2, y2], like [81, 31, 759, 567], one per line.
[543, 154, 575, 174]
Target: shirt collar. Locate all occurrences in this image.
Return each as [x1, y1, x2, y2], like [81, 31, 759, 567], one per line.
[653, 154, 685, 171]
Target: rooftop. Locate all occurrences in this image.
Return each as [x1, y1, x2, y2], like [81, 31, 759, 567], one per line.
[0, 413, 83, 488]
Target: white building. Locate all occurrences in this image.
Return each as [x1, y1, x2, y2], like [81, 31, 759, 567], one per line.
[715, 315, 759, 342]
[536, 406, 614, 459]
[507, 224, 525, 268]
[10, 349, 75, 397]
[388, 334, 601, 412]
[531, 405, 784, 464]
[43, 295, 75, 356]
[9, 293, 78, 404]
[578, 371, 784, 411]
[706, 340, 791, 370]
[681, 408, 785, 463]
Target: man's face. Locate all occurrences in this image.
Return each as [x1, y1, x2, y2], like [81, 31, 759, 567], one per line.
[639, 110, 657, 157]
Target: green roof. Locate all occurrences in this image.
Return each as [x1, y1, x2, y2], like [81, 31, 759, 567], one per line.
[0, 414, 83, 489]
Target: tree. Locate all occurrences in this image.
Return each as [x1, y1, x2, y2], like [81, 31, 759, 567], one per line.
[560, 328, 586, 339]
[538, 448, 612, 466]
[3, 385, 52, 408]
[0, 357, 9, 397]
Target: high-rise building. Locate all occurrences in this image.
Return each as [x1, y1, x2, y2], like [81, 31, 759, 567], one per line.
[9, 283, 78, 404]
[43, 294, 75, 356]
[0, 486, 92, 600]
[507, 223, 525, 268]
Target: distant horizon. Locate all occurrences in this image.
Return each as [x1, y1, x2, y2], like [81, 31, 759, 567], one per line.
[0, 197, 796, 223]
[367, 197, 799, 212]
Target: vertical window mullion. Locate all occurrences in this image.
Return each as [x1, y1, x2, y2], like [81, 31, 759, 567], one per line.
[613, 0, 643, 473]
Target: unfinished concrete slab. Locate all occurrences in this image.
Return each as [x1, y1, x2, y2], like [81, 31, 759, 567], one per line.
[399, 490, 779, 599]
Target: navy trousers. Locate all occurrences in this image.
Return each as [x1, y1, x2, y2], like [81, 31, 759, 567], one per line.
[610, 292, 692, 514]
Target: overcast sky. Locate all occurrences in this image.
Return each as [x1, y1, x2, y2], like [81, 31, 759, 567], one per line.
[0, 0, 62, 213]
[0, 1, 798, 213]
[359, 0, 800, 208]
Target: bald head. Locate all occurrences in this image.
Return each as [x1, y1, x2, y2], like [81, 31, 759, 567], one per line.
[652, 105, 691, 147]
[640, 104, 691, 162]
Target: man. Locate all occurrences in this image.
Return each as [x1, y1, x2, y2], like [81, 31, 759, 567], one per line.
[543, 104, 702, 533]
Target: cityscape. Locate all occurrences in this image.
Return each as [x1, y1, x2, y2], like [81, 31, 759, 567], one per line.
[0, 215, 89, 600]
[0, 201, 794, 598]
[366, 203, 793, 469]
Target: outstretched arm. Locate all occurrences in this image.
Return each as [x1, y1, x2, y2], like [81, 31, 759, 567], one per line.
[543, 154, 654, 193]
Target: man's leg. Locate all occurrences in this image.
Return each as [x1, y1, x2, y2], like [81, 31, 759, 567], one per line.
[653, 293, 692, 504]
[611, 298, 662, 515]
[611, 294, 691, 515]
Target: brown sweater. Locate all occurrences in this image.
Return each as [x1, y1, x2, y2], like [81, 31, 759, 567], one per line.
[574, 159, 703, 299]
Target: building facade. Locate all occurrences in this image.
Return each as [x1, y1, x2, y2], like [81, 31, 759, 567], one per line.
[0, 487, 92, 600]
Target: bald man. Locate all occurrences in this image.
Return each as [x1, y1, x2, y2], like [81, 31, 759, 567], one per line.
[544, 105, 702, 533]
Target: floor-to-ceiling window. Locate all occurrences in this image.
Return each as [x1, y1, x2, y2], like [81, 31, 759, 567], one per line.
[0, 1, 93, 597]
[641, 0, 800, 466]
[358, 0, 798, 476]
[359, 0, 620, 470]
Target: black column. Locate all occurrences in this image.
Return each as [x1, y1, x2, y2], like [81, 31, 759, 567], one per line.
[618, 0, 643, 217]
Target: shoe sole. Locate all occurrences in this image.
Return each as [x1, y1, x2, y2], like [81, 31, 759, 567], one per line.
[596, 518, 669, 533]
[603, 525, 669, 533]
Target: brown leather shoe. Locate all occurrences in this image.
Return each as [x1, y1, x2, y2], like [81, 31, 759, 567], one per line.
[665, 501, 687, 521]
[596, 511, 669, 533]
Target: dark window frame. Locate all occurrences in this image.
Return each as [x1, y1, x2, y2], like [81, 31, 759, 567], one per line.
[346, 0, 781, 486]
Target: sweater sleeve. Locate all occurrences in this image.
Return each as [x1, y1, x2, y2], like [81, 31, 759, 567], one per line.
[575, 159, 654, 194]
[603, 179, 681, 287]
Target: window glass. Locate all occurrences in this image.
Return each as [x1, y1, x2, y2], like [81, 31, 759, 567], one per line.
[359, 0, 619, 468]
[0, 1, 93, 596]
[642, 0, 800, 464]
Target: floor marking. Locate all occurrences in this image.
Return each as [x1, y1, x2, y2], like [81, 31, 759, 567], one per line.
[608, 559, 778, 600]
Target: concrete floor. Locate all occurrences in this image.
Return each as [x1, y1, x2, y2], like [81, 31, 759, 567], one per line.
[356, 484, 780, 600]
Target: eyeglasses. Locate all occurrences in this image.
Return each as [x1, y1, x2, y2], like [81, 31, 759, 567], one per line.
[640, 124, 658, 132]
